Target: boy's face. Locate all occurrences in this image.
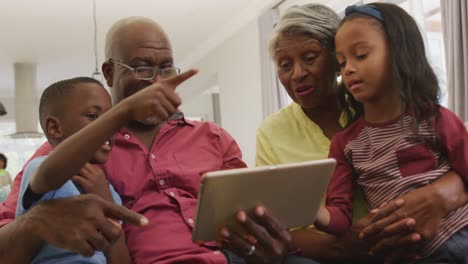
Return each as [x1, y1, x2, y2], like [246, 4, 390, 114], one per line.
[59, 82, 113, 164]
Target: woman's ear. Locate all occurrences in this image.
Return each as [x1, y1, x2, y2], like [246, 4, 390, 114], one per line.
[45, 116, 63, 140]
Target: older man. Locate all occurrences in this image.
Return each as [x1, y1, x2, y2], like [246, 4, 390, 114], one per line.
[0, 17, 247, 264]
[1, 16, 321, 264]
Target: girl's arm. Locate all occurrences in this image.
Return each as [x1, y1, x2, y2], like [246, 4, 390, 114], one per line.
[316, 135, 355, 233]
[435, 107, 468, 185]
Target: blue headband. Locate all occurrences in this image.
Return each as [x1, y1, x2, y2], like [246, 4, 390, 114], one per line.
[345, 4, 384, 22]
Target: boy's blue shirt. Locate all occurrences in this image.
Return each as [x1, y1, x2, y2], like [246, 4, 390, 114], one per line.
[16, 155, 122, 264]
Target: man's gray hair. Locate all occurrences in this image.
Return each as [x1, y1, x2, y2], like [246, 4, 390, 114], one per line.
[269, 4, 341, 60]
[104, 16, 162, 59]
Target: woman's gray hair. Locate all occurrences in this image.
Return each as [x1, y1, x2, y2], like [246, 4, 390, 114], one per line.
[269, 4, 341, 60]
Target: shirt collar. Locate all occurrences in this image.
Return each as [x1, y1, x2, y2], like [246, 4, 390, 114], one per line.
[118, 111, 194, 137]
[167, 111, 195, 127]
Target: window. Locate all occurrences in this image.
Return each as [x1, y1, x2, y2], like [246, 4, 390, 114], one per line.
[395, 0, 448, 106]
[0, 122, 46, 180]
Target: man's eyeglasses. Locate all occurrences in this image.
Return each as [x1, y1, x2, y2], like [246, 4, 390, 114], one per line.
[108, 59, 181, 80]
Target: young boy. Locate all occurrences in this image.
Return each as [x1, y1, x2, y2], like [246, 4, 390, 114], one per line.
[15, 68, 195, 263]
[15, 77, 130, 263]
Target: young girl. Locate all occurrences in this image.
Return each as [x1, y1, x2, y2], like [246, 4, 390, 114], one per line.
[314, 3, 468, 262]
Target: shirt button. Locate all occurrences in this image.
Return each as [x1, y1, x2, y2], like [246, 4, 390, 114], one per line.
[159, 179, 165, 185]
[169, 191, 175, 197]
[150, 153, 156, 159]
[124, 134, 130, 139]
[187, 218, 194, 224]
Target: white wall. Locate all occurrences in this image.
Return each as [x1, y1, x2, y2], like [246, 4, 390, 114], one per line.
[181, 19, 263, 167]
[278, 0, 361, 15]
[181, 92, 215, 122]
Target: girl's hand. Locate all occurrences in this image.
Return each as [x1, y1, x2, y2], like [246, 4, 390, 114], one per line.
[314, 204, 330, 230]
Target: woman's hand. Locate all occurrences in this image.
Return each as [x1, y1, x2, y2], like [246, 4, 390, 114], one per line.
[219, 206, 292, 264]
[359, 170, 467, 263]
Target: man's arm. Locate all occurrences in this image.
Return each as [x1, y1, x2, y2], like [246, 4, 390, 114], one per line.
[218, 126, 247, 169]
[1, 194, 146, 262]
[0, 211, 42, 263]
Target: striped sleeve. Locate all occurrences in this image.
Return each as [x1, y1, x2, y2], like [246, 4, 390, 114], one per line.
[434, 107, 468, 184]
[324, 134, 354, 234]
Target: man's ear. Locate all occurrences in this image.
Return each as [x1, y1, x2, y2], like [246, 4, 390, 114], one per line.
[45, 116, 63, 140]
[102, 61, 114, 88]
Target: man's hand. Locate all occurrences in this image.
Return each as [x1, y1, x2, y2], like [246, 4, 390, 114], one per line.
[219, 206, 291, 264]
[26, 194, 148, 257]
[122, 69, 198, 124]
[72, 163, 113, 201]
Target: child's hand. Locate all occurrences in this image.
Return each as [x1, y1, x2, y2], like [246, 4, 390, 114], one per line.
[72, 163, 113, 202]
[122, 69, 198, 124]
[314, 203, 331, 230]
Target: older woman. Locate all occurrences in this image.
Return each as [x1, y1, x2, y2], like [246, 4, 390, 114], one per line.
[220, 4, 468, 264]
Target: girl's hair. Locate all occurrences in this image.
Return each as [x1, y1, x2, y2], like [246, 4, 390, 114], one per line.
[338, 3, 441, 129]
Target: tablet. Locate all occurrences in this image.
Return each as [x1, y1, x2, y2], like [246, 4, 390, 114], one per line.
[192, 158, 336, 242]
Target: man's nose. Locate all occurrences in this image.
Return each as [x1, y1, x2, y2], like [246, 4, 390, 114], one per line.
[145, 74, 163, 85]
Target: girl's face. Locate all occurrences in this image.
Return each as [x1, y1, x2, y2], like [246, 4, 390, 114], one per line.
[335, 17, 395, 104]
[275, 33, 337, 110]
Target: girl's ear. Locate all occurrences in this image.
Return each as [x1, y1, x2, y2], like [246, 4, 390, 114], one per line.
[45, 116, 63, 140]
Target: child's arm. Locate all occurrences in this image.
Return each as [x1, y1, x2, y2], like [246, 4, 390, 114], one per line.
[315, 135, 355, 234]
[71, 164, 114, 201]
[104, 191, 131, 264]
[76, 170, 131, 263]
[29, 69, 197, 196]
[106, 232, 131, 264]
[434, 107, 468, 185]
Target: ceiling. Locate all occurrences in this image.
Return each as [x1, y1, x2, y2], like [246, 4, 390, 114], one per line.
[0, 0, 279, 95]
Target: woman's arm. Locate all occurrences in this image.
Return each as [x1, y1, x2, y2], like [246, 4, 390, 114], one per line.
[219, 200, 409, 264]
[360, 170, 467, 262]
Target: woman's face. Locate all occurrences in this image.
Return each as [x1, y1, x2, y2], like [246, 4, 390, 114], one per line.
[274, 33, 337, 109]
